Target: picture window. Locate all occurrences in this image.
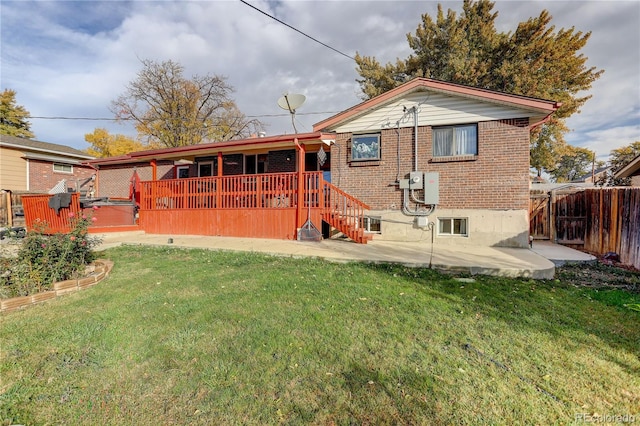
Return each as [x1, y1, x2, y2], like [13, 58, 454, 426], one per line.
[351, 134, 380, 161]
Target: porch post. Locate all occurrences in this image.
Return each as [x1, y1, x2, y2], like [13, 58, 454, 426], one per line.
[151, 159, 157, 181]
[216, 151, 223, 208]
[295, 139, 306, 234]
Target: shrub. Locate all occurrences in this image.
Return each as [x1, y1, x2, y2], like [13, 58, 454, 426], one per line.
[0, 211, 102, 298]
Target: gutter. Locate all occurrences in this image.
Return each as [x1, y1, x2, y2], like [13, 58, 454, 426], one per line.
[529, 102, 562, 130]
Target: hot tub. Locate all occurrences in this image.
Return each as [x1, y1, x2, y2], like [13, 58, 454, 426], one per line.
[81, 198, 137, 227]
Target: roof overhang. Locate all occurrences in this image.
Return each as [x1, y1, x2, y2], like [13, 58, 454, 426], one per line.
[614, 154, 640, 178]
[313, 78, 561, 132]
[23, 152, 88, 165]
[87, 132, 337, 167]
[0, 141, 94, 161]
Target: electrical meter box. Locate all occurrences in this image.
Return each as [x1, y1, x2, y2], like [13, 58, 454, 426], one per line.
[409, 171, 423, 189]
[423, 172, 439, 205]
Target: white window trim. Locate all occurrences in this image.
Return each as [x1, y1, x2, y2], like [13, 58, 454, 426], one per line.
[198, 161, 214, 177]
[438, 217, 469, 236]
[432, 124, 478, 158]
[362, 216, 382, 233]
[176, 165, 190, 179]
[53, 163, 73, 174]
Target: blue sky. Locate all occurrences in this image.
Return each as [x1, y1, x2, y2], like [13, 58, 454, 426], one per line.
[1, 0, 638, 160]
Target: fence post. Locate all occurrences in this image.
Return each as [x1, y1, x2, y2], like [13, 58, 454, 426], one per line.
[5, 191, 12, 227]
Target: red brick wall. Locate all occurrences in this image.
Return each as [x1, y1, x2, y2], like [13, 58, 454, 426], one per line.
[97, 161, 174, 198]
[28, 159, 95, 193]
[267, 149, 296, 173]
[336, 118, 531, 211]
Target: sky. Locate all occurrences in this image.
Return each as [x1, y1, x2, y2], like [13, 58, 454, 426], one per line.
[1, 0, 639, 160]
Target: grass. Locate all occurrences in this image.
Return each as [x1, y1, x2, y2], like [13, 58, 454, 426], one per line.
[1, 245, 639, 425]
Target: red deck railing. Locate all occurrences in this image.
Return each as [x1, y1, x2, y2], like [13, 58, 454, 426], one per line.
[140, 173, 300, 211]
[21, 172, 372, 243]
[320, 179, 372, 244]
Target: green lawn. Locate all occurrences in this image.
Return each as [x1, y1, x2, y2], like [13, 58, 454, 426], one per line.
[1, 246, 639, 425]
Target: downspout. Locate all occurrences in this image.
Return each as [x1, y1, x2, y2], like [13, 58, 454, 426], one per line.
[529, 101, 561, 130]
[529, 114, 552, 130]
[151, 159, 157, 181]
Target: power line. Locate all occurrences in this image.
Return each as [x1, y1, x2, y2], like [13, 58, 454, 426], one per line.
[28, 111, 341, 122]
[238, 0, 356, 61]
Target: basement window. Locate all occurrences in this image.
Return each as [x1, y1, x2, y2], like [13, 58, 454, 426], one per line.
[438, 217, 468, 236]
[53, 163, 73, 174]
[361, 216, 382, 233]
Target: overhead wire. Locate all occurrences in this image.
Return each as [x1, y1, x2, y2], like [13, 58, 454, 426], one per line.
[28, 3, 364, 127]
[238, 0, 356, 61]
[29, 111, 340, 121]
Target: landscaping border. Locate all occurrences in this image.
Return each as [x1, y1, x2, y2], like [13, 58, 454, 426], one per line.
[0, 259, 113, 313]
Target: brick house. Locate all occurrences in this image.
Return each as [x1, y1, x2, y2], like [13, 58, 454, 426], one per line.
[0, 134, 95, 193]
[86, 78, 559, 247]
[313, 78, 560, 247]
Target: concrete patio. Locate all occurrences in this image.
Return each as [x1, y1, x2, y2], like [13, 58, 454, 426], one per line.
[95, 232, 597, 280]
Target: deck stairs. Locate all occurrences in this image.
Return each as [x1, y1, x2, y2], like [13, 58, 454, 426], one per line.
[321, 180, 372, 244]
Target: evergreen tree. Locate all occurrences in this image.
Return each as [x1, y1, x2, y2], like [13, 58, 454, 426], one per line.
[0, 89, 35, 138]
[355, 0, 603, 176]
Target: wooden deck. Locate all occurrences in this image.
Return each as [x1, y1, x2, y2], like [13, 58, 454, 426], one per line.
[21, 172, 372, 243]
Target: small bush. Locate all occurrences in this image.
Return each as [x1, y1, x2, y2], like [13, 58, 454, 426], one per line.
[0, 211, 102, 298]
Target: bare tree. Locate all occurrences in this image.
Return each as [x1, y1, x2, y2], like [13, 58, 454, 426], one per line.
[111, 59, 263, 147]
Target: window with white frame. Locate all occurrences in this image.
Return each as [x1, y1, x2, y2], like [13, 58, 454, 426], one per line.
[176, 166, 190, 179]
[351, 134, 380, 161]
[438, 218, 468, 236]
[361, 216, 381, 233]
[433, 124, 478, 157]
[53, 163, 73, 174]
[198, 161, 214, 177]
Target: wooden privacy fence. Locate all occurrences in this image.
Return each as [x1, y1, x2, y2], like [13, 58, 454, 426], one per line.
[0, 191, 26, 228]
[531, 188, 640, 269]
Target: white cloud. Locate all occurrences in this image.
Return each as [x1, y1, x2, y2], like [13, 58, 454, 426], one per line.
[1, 0, 638, 156]
[572, 124, 640, 160]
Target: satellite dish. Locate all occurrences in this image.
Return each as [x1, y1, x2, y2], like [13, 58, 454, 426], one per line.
[277, 93, 306, 113]
[277, 93, 306, 133]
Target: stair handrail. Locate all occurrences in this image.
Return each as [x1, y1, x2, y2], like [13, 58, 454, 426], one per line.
[321, 180, 370, 242]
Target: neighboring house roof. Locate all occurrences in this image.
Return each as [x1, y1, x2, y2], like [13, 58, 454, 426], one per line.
[614, 154, 640, 178]
[530, 182, 593, 192]
[88, 131, 336, 166]
[0, 134, 94, 163]
[313, 77, 561, 132]
[574, 166, 611, 182]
